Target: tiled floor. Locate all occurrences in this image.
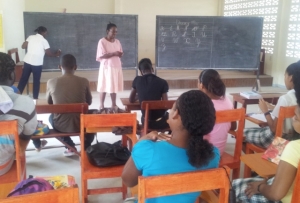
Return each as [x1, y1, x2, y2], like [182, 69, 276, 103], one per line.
[25, 86, 286, 203]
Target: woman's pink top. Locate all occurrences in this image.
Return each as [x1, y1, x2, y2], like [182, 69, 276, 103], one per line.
[204, 96, 233, 155]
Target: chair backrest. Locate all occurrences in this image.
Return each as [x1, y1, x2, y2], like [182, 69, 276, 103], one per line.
[275, 105, 297, 137]
[7, 48, 20, 64]
[35, 103, 88, 114]
[80, 113, 138, 169]
[138, 166, 230, 203]
[291, 162, 300, 202]
[0, 186, 79, 203]
[215, 108, 245, 160]
[141, 100, 176, 132]
[0, 120, 22, 181]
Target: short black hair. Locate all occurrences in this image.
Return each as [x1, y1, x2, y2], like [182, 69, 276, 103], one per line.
[0, 52, 16, 83]
[60, 54, 76, 70]
[106, 23, 117, 31]
[199, 69, 226, 97]
[138, 58, 152, 72]
[34, 26, 47, 34]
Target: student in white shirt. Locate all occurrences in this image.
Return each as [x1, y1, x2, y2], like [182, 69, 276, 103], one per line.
[244, 62, 299, 149]
[18, 26, 61, 99]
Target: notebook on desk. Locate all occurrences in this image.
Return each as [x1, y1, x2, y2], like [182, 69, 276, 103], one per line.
[247, 113, 275, 122]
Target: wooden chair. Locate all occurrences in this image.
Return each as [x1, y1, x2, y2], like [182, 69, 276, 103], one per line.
[33, 103, 88, 155]
[141, 100, 176, 134]
[291, 162, 300, 202]
[0, 120, 26, 198]
[7, 48, 26, 93]
[138, 166, 231, 203]
[216, 108, 245, 180]
[244, 105, 297, 177]
[0, 186, 79, 202]
[80, 113, 138, 203]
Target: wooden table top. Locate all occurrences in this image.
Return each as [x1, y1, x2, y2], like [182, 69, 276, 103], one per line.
[240, 153, 277, 178]
[245, 115, 267, 125]
[231, 93, 283, 100]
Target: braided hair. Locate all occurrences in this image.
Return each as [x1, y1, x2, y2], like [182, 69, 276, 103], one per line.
[0, 52, 16, 84]
[138, 58, 152, 72]
[199, 69, 226, 98]
[176, 90, 216, 168]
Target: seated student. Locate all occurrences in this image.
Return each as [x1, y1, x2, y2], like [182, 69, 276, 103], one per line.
[244, 62, 299, 148]
[232, 68, 300, 203]
[122, 90, 220, 203]
[0, 52, 37, 175]
[198, 69, 235, 155]
[129, 58, 169, 130]
[43, 54, 94, 156]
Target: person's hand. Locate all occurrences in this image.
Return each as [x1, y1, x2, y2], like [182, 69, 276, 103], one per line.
[114, 51, 123, 57]
[245, 180, 267, 198]
[266, 102, 275, 110]
[139, 131, 172, 142]
[258, 99, 269, 114]
[56, 49, 61, 57]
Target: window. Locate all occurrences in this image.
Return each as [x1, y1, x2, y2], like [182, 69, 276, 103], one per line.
[286, 0, 300, 58]
[224, 0, 279, 54]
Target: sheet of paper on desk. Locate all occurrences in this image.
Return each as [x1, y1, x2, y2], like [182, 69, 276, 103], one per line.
[247, 113, 275, 122]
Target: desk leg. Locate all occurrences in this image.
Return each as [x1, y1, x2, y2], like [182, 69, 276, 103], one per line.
[233, 101, 237, 109]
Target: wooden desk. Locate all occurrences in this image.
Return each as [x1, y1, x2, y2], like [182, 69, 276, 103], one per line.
[240, 153, 277, 178]
[231, 93, 282, 109]
[120, 98, 140, 112]
[245, 115, 267, 126]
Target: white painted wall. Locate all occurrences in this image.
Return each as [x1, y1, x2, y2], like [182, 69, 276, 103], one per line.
[0, 0, 25, 60]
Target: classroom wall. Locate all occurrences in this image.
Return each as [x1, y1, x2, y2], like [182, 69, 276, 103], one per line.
[0, 0, 25, 60]
[115, 0, 221, 61]
[24, 0, 220, 64]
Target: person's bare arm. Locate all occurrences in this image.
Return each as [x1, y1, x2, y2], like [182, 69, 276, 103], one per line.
[100, 51, 122, 59]
[129, 88, 137, 103]
[245, 160, 297, 201]
[162, 93, 168, 100]
[122, 157, 141, 187]
[45, 49, 61, 57]
[22, 41, 28, 49]
[259, 99, 277, 133]
[230, 121, 237, 131]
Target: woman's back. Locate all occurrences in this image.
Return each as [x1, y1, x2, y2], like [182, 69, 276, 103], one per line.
[204, 96, 233, 155]
[132, 140, 220, 203]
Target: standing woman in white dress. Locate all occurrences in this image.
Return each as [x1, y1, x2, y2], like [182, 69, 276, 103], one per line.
[96, 23, 124, 113]
[18, 26, 61, 99]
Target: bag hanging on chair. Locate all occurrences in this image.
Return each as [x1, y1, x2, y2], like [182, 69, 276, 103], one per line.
[86, 140, 131, 167]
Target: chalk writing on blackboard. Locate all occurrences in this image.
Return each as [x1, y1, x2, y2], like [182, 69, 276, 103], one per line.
[158, 19, 213, 52]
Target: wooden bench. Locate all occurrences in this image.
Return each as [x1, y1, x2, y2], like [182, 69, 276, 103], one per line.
[0, 185, 79, 202]
[33, 103, 88, 156]
[7, 48, 27, 94]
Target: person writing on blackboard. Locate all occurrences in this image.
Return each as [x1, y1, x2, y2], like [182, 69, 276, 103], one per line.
[96, 23, 124, 113]
[18, 26, 61, 99]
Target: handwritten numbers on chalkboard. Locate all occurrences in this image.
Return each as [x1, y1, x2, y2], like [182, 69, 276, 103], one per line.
[161, 43, 166, 52]
[160, 26, 164, 31]
[172, 31, 177, 37]
[173, 38, 179, 43]
[196, 38, 201, 47]
[185, 38, 190, 44]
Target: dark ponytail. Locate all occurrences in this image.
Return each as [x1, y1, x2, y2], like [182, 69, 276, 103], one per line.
[291, 61, 300, 104]
[199, 69, 225, 98]
[34, 26, 47, 34]
[176, 90, 216, 168]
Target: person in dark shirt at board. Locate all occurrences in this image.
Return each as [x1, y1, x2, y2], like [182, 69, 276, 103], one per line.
[129, 58, 169, 130]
